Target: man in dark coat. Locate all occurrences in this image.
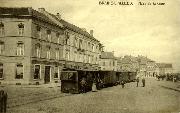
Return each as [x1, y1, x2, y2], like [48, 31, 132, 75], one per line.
[142, 78, 145, 87]
[80, 77, 87, 93]
[136, 77, 139, 87]
[121, 80, 125, 88]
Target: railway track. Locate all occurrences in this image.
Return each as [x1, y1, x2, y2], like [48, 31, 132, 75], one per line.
[7, 91, 71, 108]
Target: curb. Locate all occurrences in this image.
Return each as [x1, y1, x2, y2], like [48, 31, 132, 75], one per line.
[159, 85, 180, 92]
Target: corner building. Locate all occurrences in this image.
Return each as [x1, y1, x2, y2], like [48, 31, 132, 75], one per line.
[0, 7, 103, 85]
[0, 7, 65, 85]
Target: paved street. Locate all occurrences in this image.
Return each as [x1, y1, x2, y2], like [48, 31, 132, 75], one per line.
[2, 78, 180, 113]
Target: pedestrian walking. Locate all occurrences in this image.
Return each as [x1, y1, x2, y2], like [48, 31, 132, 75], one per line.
[80, 77, 87, 93]
[136, 77, 139, 87]
[121, 80, 125, 88]
[92, 79, 97, 92]
[142, 77, 145, 87]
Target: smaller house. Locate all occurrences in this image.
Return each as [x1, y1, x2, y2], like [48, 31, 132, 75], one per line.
[99, 52, 117, 71]
[156, 63, 173, 75]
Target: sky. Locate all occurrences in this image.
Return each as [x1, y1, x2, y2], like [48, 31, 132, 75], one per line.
[0, 0, 180, 72]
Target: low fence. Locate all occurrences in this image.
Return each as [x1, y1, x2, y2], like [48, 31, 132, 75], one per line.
[0, 90, 7, 113]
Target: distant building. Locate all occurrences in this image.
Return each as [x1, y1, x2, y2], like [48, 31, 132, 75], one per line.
[156, 63, 173, 75]
[99, 52, 117, 71]
[146, 60, 157, 77]
[117, 55, 138, 72]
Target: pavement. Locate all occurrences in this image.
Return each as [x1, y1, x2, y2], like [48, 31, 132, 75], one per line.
[1, 78, 180, 113]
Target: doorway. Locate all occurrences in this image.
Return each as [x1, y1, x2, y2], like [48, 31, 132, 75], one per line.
[44, 66, 51, 84]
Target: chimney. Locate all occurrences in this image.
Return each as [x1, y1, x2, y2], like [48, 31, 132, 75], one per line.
[90, 30, 93, 36]
[56, 13, 61, 20]
[38, 8, 45, 12]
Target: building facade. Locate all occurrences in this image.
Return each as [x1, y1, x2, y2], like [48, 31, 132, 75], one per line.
[117, 55, 138, 72]
[99, 52, 117, 71]
[157, 63, 173, 75]
[0, 7, 66, 85]
[0, 7, 102, 85]
[38, 8, 102, 73]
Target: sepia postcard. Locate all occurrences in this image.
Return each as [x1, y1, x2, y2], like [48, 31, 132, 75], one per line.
[0, 0, 179, 113]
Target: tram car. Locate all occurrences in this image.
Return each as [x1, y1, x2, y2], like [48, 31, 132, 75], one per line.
[116, 71, 136, 83]
[60, 71, 79, 94]
[98, 71, 118, 87]
[60, 71, 94, 94]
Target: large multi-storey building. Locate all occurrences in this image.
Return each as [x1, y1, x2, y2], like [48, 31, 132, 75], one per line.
[38, 8, 103, 72]
[0, 7, 102, 85]
[0, 7, 65, 85]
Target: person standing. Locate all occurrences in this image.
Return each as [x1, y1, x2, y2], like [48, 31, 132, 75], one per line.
[92, 79, 97, 92]
[136, 77, 139, 87]
[142, 77, 145, 87]
[80, 77, 87, 93]
[121, 80, 125, 88]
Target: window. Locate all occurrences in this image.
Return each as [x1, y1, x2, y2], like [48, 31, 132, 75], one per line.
[74, 52, 76, 61]
[16, 42, 24, 56]
[18, 23, 24, 36]
[92, 44, 94, 51]
[79, 39, 83, 49]
[16, 63, 23, 79]
[113, 61, 115, 66]
[0, 41, 4, 55]
[46, 46, 51, 59]
[47, 30, 51, 42]
[34, 65, 40, 79]
[55, 48, 59, 60]
[56, 33, 60, 44]
[88, 55, 91, 63]
[35, 43, 41, 58]
[0, 63, 3, 79]
[36, 26, 41, 39]
[64, 32, 69, 45]
[65, 51, 70, 60]
[109, 61, 112, 66]
[54, 66, 59, 79]
[74, 37, 77, 47]
[103, 62, 105, 66]
[88, 42, 90, 50]
[0, 22, 4, 36]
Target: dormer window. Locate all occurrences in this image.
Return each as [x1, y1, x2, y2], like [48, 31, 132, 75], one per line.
[18, 23, 24, 36]
[0, 22, 4, 36]
[47, 30, 51, 42]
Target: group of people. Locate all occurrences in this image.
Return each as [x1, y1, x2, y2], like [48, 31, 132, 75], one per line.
[80, 77, 103, 93]
[136, 77, 146, 87]
[121, 77, 146, 88]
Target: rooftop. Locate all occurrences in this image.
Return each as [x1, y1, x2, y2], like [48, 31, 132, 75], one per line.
[0, 7, 60, 27]
[157, 63, 173, 68]
[101, 52, 115, 59]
